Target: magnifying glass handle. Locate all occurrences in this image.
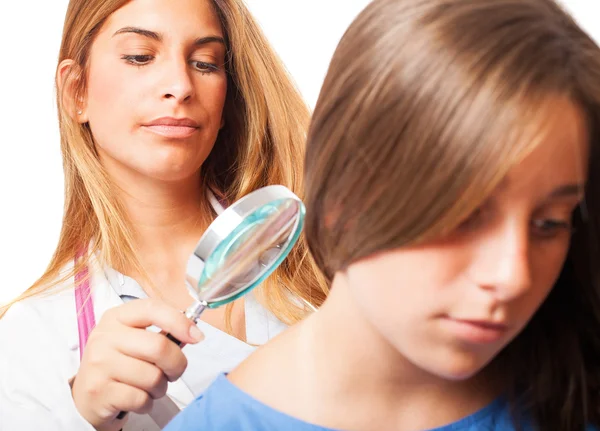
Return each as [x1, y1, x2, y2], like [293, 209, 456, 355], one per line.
[115, 300, 208, 420]
[165, 332, 185, 347]
[162, 300, 208, 346]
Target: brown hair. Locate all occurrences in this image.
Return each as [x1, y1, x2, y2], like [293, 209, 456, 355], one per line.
[304, 0, 600, 429]
[1, 0, 328, 324]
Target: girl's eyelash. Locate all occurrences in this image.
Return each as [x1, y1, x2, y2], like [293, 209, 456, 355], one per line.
[531, 219, 573, 238]
[455, 205, 575, 239]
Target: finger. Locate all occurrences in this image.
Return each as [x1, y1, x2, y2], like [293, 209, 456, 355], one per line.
[112, 298, 205, 344]
[113, 326, 189, 382]
[108, 354, 169, 400]
[105, 381, 155, 416]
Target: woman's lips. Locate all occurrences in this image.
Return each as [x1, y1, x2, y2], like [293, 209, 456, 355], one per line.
[142, 124, 199, 139]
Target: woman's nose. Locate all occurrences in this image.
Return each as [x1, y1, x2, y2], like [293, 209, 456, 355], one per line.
[161, 59, 194, 103]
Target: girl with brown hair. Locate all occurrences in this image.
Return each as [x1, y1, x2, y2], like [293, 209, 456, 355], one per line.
[165, 0, 600, 430]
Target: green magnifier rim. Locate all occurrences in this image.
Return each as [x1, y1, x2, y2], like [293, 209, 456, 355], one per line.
[198, 198, 305, 308]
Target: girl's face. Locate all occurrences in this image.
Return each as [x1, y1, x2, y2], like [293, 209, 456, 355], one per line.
[81, 0, 227, 183]
[342, 96, 589, 380]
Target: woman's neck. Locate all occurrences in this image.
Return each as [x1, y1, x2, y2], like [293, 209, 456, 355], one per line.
[106, 162, 211, 304]
[99, 159, 247, 339]
[231, 274, 500, 431]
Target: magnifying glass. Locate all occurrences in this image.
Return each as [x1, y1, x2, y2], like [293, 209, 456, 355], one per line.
[116, 185, 305, 420]
[166, 184, 305, 345]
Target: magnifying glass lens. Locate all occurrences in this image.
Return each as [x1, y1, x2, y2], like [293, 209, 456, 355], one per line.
[196, 198, 303, 305]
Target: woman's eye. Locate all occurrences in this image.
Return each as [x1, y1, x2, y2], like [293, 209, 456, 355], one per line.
[190, 61, 219, 74]
[121, 54, 153, 65]
[531, 218, 573, 239]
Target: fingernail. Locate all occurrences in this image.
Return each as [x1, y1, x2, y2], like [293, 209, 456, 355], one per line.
[189, 324, 204, 342]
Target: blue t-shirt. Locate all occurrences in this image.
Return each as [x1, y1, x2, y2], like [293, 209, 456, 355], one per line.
[164, 374, 594, 431]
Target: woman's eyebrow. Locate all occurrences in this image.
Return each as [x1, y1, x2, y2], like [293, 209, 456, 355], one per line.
[113, 26, 161, 41]
[112, 26, 226, 48]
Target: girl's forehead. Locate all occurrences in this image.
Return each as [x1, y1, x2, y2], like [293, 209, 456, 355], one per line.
[501, 97, 589, 196]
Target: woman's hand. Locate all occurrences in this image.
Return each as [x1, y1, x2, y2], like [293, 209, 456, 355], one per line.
[71, 298, 205, 431]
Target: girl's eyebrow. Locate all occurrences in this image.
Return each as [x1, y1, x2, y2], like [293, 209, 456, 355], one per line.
[546, 183, 585, 200]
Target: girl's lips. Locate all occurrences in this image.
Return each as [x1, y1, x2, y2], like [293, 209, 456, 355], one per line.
[443, 317, 509, 344]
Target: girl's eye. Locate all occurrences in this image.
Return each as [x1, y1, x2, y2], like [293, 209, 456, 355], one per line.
[456, 206, 488, 233]
[121, 54, 153, 65]
[531, 218, 573, 239]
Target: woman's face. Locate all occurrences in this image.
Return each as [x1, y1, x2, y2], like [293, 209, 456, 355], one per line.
[81, 0, 227, 183]
[343, 96, 589, 381]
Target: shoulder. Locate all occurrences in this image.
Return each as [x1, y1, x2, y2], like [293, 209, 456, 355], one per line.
[164, 374, 243, 431]
[1, 266, 77, 337]
[426, 398, 530, 430]
[0, 253, 119, 344]
[0, 259, 83, 385]
[0, 271, 99, 429]
[0, 270, 80, 374]
[0, 272, 82, 412]
[164, 374, 325, 431]
[164, 374, 255, 430]
[450, 399, 599, 431]
[1, 274, 76, 334]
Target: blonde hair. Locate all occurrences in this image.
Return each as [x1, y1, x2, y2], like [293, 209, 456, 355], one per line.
[1, 0, 328, 323]
[304, 0, 600, 428]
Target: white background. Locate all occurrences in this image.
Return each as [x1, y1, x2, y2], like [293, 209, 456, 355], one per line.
[0, 1, 598, 305]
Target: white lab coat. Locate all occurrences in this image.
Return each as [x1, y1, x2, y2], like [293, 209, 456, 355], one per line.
[0, 253, 288, 430]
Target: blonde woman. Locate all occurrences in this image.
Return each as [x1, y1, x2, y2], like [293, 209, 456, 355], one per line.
[165, 0, 600, 430]
[0, 0, 326, 430]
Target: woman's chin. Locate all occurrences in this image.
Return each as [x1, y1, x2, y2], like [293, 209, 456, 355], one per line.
[146, 168, 202, 184]
[126, 161, 203, 184]
[130, 153, 206, 183]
